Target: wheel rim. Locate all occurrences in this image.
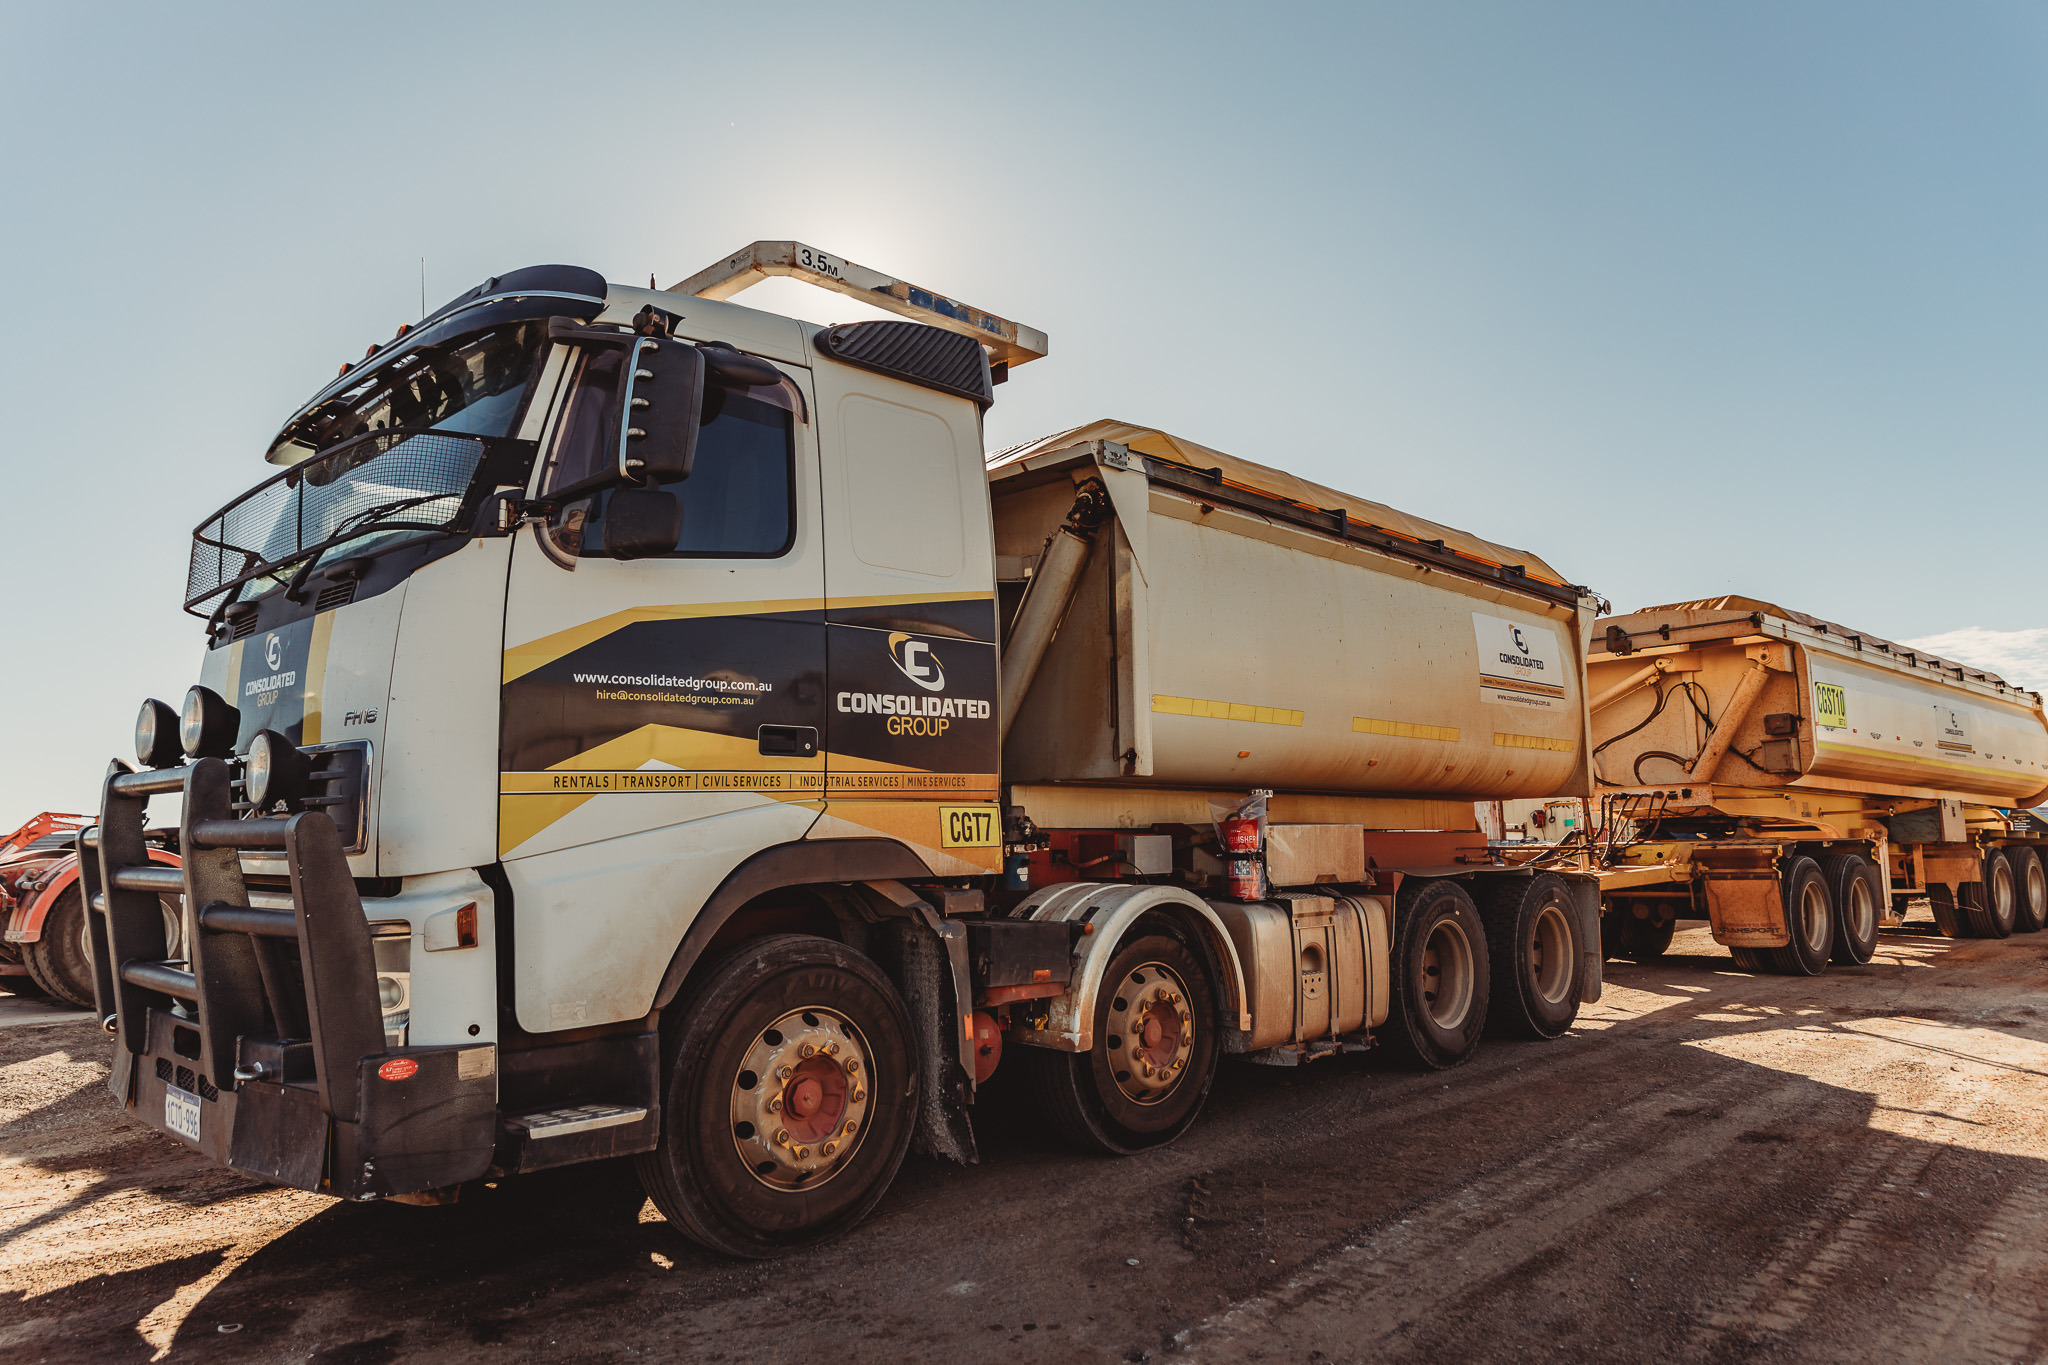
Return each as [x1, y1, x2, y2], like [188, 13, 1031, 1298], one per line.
[1104, 962, 1194, 1105]
[730, 1007, 873, 1191]
[1844, 876, 1876, 946]
[2029, 861, 2047, 924]
[1798, 878, 1829, 951]
[1420, 919, 1476, 1030]
[1529, 903, 1574, 1005]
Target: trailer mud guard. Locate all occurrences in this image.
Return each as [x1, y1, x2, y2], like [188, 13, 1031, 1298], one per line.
[1010, 883, 1250, 1053]
[1562, 873, 1603, 1004]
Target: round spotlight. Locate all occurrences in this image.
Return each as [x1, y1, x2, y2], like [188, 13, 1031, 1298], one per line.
[245, 729, 312, 811]
[179, 686, 241, 759]
[134, 699, 182, 769]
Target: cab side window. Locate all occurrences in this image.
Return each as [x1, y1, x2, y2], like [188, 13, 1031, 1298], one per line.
[537, 349, 796, 559]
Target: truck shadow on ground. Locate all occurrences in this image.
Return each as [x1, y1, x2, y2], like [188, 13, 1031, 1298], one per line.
[11, 927, 2048, 1363]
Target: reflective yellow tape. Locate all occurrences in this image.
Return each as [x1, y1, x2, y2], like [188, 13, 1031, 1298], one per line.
[1152, 694, 1304, 727]
[1353, 717, 1460, 742]
[1493, 732, 1575, 752]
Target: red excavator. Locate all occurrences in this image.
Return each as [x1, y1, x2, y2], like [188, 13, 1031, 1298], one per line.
[0, 812, 183, 1008]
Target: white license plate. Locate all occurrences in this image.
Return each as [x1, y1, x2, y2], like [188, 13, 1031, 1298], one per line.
[165, 1084, 202, 1143]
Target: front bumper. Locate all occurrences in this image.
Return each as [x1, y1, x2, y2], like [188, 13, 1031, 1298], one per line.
[86, 756, 496, 1199]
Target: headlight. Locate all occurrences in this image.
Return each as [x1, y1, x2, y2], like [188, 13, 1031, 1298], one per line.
[134, 699, 182, 769]
[179, 686, 240, 760]
[246, 729, 312, 810]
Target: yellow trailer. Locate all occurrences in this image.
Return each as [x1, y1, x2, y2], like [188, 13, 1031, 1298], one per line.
[1583, 596, 2048, 971]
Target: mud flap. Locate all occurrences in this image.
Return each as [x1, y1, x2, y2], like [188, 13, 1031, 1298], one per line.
[1693, 843, 1791, 948]
[1566, 876, 1603, 1004]
[871, 917, 978, 1165]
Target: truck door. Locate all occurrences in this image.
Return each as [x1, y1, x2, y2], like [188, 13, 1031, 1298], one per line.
[496, 339, 825, 1030]
[808, 361, 1003, 875]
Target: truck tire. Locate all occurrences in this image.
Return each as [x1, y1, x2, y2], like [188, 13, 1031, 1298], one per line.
[1599, 909, 1641, 960]
[1480, 873, 1582, 1040]
[635, 934, 918, 1258]
[1384, 879, 1489, 1069]
[1962, 852, 2019, 939]
[2009, 847, 2048, 933]
[1767, 856, 1833, 976]
[1822, 853, 1881, 965]
[24, 887, 95, 1008]
[1928, 883, 1966, 939]
[1616, 900, 1676, 962]
[1024, 927, 1219, 1155]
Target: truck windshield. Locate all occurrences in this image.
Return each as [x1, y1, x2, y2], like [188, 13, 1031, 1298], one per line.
[187, 322, 547, 614]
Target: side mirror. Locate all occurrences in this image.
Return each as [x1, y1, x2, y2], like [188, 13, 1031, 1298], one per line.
[618, 338, 705, 485]
[602, 486, 683, 560]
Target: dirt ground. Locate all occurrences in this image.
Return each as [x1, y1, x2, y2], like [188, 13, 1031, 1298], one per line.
[5, 920, 2048, 1364]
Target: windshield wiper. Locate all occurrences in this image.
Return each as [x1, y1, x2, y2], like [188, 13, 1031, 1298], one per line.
[282, 494, 459, 602]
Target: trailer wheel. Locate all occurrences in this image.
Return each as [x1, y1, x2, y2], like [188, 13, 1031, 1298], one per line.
[24, 887, 95, 1008]
[1599, 909, 1641, 960]
[1928, 883, 1966, 938]
[1768, 857, 1834, 976]
[1384, 879, 1489, 1069]
[1962, 853, 2019, 939]
[1480, 874, 1582, 1039]
[1025, 928, 1219, 1155]
[635, 934, 917, 1258]
[1822, 854, 1881, 965]
[2009, 848, 2048, 933]
[1726, 945, 1770, 971]
[1616, 901, 1676, 963]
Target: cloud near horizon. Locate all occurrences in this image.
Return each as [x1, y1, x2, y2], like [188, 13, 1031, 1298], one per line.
[1902, 627, 2048, 694]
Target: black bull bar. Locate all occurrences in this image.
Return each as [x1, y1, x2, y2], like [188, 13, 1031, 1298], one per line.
[84, 756, 495, 1199]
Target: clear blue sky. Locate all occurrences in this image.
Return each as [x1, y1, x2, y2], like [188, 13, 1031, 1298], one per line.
[5, 1, 2047, 825]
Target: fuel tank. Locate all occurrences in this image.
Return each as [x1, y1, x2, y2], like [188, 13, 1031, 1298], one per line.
[990, 422, 1598, 801]
[1588, 596, 2048, 807]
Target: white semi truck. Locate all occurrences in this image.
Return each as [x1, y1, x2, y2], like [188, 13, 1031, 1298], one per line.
[86, 244, 1605, 1256]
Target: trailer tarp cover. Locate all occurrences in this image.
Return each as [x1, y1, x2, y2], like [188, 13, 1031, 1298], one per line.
[988, 419, 1577, 591]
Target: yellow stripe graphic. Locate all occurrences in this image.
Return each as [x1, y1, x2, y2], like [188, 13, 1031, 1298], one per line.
[502, 591, 997, 683]
[1353, 717, 1460, 742]
[1494, 731, 1575, 752]
[1153, 694, 1304, 727]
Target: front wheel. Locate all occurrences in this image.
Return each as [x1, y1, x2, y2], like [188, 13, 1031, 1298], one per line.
[1384, 879, 1489, 1069]
[635, 934, 918, 1258]
[1025, 928, 1219, 1155]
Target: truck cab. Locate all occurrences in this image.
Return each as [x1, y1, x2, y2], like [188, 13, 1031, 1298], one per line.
[88, 244, 1601, 1257]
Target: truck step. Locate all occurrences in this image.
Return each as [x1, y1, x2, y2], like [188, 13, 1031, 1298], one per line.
[505, 1103, 649, 1140]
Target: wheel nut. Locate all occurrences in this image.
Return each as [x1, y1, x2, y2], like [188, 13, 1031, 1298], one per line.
[843, 1120, 858, 1136]
[852, 1088, 867, 1103]
[775, 1128, 790, 1145]
[826, 1041, 839, 1055]
[778, 1065, 793, 1080]
[823, 1142, 837, 1156]
[801, 1043, 816, 1058]
[796, 1146, 810, 1159]
[767, 1095, 782, 1112]
[846, 1058, 860, 1074]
